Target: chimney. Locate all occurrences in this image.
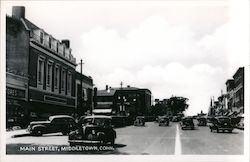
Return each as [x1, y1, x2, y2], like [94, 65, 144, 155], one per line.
[106, 85, 108, 91]
[12, 6, 25, 19]
[62, 40, 70, 48]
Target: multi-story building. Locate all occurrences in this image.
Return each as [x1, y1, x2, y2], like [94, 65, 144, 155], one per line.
[96, 85, 152, 118]
[226, 79, 235, 112]
[6, 6, 93, 128]
[75, 72, 93, 116]
[233, 67, 244, 115]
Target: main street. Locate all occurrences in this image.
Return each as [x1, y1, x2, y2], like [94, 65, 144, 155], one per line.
[6, 121, 244, 155]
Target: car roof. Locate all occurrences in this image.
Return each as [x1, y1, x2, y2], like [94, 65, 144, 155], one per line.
[84, 115, 112, 119]
[49, 115, 74, 120]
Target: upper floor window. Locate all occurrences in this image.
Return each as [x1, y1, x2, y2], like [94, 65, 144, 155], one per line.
[67, 72, 72, 95]
[46, 61, 53, 88]
[40, 32, 44, 44]
[54, 65, 59, 90]
[61, 69, 66, 92]
[48, 37, 52, 48]
[37, 56, 45, 88]
[56, 42, 59, 53]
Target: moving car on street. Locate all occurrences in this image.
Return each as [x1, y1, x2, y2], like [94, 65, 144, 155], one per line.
[68, 115, 116, 146]
[27, 115, 77, 136]
[209, 116, 234, 133]
[134, 116, 145, 126]
[180, 117, 195, 130]
[158, 116, 170, 126]
[172, 116, 181, 122]
[197, 117, 207, 126]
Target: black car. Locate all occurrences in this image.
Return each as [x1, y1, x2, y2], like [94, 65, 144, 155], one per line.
[197, 117, 207, 126]
[180, 117, 195, 130]
[27, 115, 77, 136]
[209, 116, 234, 133]
[134, 116, 145, 126]
[68, 115, 116, 146]
[158, 116, 170, 126]
[172, 116, 181, 122]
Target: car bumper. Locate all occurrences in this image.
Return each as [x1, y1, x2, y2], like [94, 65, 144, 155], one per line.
[68, 139, 103, 144]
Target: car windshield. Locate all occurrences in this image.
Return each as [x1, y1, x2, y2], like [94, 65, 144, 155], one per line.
[93, 118, 111, 126]
[218, 118, 230, 123]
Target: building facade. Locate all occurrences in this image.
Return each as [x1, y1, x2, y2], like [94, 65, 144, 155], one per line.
[6, 6, 92, 128]
[232, 67, 244, 115]
[96, 85, 152, 118]
[75, 72, 93, 116]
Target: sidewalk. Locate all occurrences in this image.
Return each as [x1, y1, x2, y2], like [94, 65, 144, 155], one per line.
[6, 129, 28, 139]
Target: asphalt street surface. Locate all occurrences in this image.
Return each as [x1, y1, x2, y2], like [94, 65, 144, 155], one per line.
[6, 121, 244, 155]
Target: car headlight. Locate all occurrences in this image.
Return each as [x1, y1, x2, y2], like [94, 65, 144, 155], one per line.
[92, 130, 96, 134]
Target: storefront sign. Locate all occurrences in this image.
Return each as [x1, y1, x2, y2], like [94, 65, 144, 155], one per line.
[6, 87, 25, 98]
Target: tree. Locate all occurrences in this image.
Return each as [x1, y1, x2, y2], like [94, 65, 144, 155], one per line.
[167, 96, 189, 116]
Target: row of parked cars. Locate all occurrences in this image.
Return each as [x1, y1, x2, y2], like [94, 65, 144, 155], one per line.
[27, 115, 117, 146]
[153, 115, 236, 133]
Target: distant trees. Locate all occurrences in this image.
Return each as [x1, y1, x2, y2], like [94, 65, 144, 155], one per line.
[167, 96, 189, 116]
[150, 96, 189, 116]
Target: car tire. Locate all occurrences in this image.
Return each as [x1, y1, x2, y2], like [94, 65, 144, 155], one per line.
[69, 142, 76, 146]
[111, 138, 115, 146]
[35, 130, 43, 136]
[216, 129, 219, 133]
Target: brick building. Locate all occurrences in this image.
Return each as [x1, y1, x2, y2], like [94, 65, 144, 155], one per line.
[6, 6, 93, 128]
[96, 85, 152, 118]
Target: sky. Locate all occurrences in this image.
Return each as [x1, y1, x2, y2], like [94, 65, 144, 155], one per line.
[2, 0, 249, 115]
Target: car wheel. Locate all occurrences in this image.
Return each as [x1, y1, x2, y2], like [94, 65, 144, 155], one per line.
[35, 130, 43, 136]
[62, 131, 68, 135]
[216, 129, 219, 133]
[69, 142, 76, 146]
[228, 130, 232, 133]
[110, 138, 115, 146]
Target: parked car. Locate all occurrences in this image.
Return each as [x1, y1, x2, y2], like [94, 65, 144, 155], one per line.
[27, 115, 77, 136]
[172, 116, 181, 122]
[68, 115, 116, 146]
[209, 116, 234, 133]
[134, 116, 145, 126]
[159, 116, 170, 126]
[180, 117, 195, 130]
[197, 117, 207, 126]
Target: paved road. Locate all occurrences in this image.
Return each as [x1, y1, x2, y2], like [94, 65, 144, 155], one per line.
[6, 121, 244, 155]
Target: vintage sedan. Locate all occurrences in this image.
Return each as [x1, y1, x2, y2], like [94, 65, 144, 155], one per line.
[27, 115, 76, 136]
[197, 117, 207, 126]
[134, 116, 145, 126]
[68, 115, 116, 146]
[209, 116, 234, 133]
[158, 116, 170, 126]
[180, 117, 195, 130]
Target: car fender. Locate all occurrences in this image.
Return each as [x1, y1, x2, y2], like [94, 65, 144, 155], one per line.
[32, 125, 46, 130]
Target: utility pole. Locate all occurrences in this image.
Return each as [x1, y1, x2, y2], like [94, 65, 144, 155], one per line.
[80, 59, 83, 115]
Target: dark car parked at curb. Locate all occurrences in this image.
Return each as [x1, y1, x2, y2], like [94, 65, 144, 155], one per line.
[134, 116, 145, 126]
[180, 117, 195, 130]
[27, 115, 77, 136]
[197, 117, 207, 126]
[68, 115, 116, 146]
[209, 116, 234, 133]
[159, 116, 170, 126]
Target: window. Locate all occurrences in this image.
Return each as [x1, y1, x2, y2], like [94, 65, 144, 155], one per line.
[56, 42, 59, 53]
[54, 65, 59, 90]
[67, 72, 72, 95]
[48, 37, 52, 48]
[63, 46, 65, 56]
[61, 69, 66, 92]
[40, 32, 44, 44]
[37, 57, 45, 85]
[46, 61, 52, 88]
